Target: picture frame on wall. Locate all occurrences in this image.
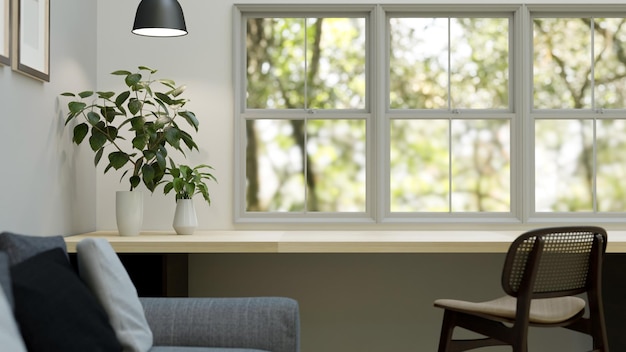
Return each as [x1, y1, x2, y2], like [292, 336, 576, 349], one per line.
[0, 0, 10, 65]
[11, 0, 49, 82]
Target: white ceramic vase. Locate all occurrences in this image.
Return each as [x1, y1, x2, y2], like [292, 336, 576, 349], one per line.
[116, 191, 143, 236]
[173, 199, 198, 235]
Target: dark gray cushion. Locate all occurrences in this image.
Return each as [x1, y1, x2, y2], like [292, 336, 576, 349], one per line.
[0, 252, 12, 307]
[0, 232, 67, 265]
[11, 248, 122, 352]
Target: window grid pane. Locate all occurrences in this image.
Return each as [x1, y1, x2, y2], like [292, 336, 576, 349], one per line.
[245, 119, 366, 213]
[246, 17, 366, 110]
[389, 16, 509, 110]
[389, 119, 510, 212]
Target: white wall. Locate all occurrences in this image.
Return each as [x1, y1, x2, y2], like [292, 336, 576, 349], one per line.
[94, 0, 233, 230]
[0, 0, 97, 236]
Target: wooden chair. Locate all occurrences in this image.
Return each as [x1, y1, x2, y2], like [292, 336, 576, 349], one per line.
[434, 226, 609, 352]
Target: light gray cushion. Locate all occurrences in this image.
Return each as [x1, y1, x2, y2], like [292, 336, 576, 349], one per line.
[0, 262, 27, 352]
[77, 238, 153, 352]
[434, 295, 586, 324]
[0, 252, 12, 308]
[0, 232, 67, 265]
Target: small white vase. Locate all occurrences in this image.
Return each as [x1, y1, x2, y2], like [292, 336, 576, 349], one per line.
[116, 191, 143, 236]
[173, 199, 198, 235]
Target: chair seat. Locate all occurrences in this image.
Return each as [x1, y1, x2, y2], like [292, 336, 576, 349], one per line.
[434, 295, 586, 324]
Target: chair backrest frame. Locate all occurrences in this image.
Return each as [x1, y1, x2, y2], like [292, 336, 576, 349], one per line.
[501, 226, 608, 299]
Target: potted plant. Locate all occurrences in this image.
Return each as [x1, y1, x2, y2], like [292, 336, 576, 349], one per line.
[161, 159, 217, 235]
[61, 66, 201, 236]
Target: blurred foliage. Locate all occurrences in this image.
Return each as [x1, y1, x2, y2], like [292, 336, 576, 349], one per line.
[244, 14, 626, 214]
[534, 17, 626, 212]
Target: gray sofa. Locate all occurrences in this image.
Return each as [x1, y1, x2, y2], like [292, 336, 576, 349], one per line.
[141, 297, 300, 352]
[0, 232, 300, 352]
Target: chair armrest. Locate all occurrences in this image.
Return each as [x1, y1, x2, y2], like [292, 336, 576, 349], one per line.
[139, 297, 300, 352]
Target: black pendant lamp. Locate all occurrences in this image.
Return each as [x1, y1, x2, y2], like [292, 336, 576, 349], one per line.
[132, 0, 188, 37]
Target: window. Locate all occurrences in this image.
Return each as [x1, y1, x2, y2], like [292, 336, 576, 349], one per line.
[387, 13, 513, 215]
[234, 4, 626, 224]
[532, 12, 626, 216]
[235, 5, 373, 221]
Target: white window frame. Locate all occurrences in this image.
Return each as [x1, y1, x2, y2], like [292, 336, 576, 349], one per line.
[381, 5, 523, 224]
[526, 4, 626, 225]
[233, 3, 626, 226]
[233, 4, 378, 224]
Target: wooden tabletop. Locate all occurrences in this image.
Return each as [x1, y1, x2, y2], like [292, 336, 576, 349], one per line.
[64, 230, 626, 254]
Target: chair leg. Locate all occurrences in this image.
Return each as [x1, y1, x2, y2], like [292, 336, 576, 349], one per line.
[511, 326, 529, 352]
[512, 343, 528, 352]
[438, 310, 457, 352]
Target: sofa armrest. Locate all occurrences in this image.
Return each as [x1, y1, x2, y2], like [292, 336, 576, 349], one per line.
[139, 297, 300, 352]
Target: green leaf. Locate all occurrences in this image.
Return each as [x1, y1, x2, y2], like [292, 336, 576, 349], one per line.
[72, 123, 89, 144]
[119, 170, 129, 184]
[68, 101, 87, 114]
[78, 91, 94, 98]
[179, 165, 191, 179]
[154, 98, 170, 117]
[142, 164, 155, 183]
[130, 176, 141, 189]
[163, 182, 174, 195]
[115, 91, 130, 108]
[87, 111, 100, 125]
[173, 178, 185, 193]
[106, 126, 118, 140]
[171, 85, 186, 97]
[128, 99, 142, 115]
[155, 92, 173, 105]
[159, 79, 176, 88]
[108, 152, 129, 170]
[133, 158, 144, 178]
[132, 134, 148, 149]
[156, 150, 166, 170]
[138, 66, 157, 74]
[179, 111, 199, 131]
[152, 162, 165, 182]
[159, 145, 168, 158]
[89, 128, 107, 151]
[101, 106, 117, 122]
[164, 127, 181, 149]
[143, 150, 156, 160]
[61, 92, 76, 97]
[185, 183, 195, 197]
[130, 116, 145, 130]
[65, 114, 76, 125]
[155, 115, 171, 128]
[97, 91, 115, 100]
[94, 148, 104, 166]
[180, 131, 198, 151]
[111, 70, 131, 76]
[197, 184, 211, 204]
[125, 73, 142, 87]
